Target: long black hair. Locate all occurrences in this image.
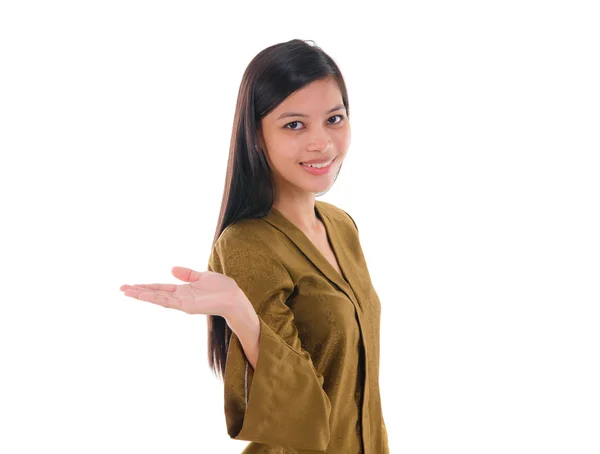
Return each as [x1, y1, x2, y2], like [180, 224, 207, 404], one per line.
[207, 38, 350, 379]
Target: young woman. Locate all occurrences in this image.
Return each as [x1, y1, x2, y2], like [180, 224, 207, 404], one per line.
[120, 39, 389, 453]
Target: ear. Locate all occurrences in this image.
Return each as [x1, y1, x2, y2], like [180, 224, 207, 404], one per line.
[255, 128, 266, 151]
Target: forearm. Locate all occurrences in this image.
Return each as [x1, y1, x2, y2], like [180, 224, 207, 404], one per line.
[226, 292, 260, 370]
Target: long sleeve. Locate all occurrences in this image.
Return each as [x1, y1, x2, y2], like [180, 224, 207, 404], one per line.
[207, 229, 332, 451]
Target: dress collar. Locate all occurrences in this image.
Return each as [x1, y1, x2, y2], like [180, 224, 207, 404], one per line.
[262, 200, 352, 293]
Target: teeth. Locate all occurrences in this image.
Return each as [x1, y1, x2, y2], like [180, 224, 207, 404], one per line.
[302, 158, 333, 168]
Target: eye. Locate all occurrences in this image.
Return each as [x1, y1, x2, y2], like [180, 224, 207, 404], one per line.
[284, 114, 345, 130]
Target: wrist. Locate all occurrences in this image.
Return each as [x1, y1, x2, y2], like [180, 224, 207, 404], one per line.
[225, 289, 258, 334]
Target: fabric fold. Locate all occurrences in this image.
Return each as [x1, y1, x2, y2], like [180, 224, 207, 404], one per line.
[208, 229, 333, 451]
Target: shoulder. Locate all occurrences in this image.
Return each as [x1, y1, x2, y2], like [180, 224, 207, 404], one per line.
[209, 218, 293, 289]
[213, 217, 274, 257]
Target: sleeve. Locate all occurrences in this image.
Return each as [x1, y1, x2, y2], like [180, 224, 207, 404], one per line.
[207, 235, 332, 452]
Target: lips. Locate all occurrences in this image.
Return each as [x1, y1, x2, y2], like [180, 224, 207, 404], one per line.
[300, 157, 335, 165]
[299, 156, 337, 175]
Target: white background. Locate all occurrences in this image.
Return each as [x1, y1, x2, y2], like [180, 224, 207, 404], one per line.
[1, 1, 599, 453]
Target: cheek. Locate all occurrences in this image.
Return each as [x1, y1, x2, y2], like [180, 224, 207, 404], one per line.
[333, 130, 351, 153]
[272, 137, 302, 160]
[268, 145, 299, 169]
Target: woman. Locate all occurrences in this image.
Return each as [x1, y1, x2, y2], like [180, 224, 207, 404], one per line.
[120, 39, 389, 453]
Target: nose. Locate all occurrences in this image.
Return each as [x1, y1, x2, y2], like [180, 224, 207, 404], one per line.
[307, 130, 332, 153]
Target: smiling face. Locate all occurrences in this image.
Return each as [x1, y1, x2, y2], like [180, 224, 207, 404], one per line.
[257, 77, 351, 201]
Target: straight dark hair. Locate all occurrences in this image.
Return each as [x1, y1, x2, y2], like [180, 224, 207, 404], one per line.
[207, 38, 350, 379]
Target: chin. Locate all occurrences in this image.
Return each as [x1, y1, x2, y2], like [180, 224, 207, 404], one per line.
[309, 183, 333, 194]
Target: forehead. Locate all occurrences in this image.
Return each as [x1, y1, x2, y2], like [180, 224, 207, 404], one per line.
[268, 78, 343, 118]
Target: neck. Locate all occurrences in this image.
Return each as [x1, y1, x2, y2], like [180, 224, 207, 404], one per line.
[272, 195, 322, 235]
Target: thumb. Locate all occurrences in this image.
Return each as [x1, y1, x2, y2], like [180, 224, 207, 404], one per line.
[171, 266, 203, 282]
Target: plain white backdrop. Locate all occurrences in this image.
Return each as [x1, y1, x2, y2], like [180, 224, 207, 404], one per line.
[1, 1, 599, 452]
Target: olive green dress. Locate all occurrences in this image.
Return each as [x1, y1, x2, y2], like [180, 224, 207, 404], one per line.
[207, 200, 389, 453]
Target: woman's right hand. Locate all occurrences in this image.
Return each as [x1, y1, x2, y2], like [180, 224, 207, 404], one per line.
[120, 266, 248, 321]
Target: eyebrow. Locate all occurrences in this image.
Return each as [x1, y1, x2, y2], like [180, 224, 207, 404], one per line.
[276, 104, 346, 120]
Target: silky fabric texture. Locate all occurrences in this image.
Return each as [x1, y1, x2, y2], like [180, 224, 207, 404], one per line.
[207, 200, 389, 453]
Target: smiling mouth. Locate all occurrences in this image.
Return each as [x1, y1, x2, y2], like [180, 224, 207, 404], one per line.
[300, 157, 336, 168]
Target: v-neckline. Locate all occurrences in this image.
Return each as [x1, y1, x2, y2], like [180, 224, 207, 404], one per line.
[264, 201, 350, 289]
[313, 205, 344, 278]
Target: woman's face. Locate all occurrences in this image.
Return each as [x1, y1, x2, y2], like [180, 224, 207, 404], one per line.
[257, 77, 351, 199]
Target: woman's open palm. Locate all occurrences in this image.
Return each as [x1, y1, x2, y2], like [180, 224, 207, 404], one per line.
[120, 266, 243, 318]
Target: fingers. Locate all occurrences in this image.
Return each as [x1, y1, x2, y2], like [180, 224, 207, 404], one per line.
[172, 266, 202, 282]
[121, 283, 177, 292]
[122, 287, 199, 314]
[124, 289, 184, 312]
[138, 292, 182, 310]
[120, 267, 204, 314]
[122, 287, 201, 314]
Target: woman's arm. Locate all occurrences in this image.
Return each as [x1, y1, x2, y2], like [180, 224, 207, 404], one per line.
[208, 229, 332, 450]
[226, 292, 260, 370]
